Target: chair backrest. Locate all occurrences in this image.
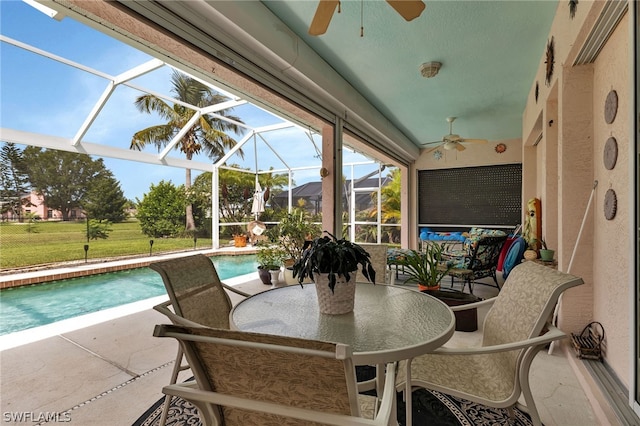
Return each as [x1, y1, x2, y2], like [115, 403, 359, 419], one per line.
[467, 235, 508, 272]
[482, 261, 583, 369]
[155, 324, 362, 426]
[358, 243, 389, 284]
[149, 254, 233, 329]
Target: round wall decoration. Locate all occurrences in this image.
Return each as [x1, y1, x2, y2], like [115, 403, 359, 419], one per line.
[545, 36, 555, 87]
[495, 143, 507, 154]
[433, 149, 443, 160]
[604, 90, 618, 124]
[603, 137, 618, 170]
[604, 188, 617, 220]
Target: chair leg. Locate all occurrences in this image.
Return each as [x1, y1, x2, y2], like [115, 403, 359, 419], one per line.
[518, 346, 545, 426]
[492, 272, 501, 290]
[404, 361, 413, 426]
[159, 346, 186, 426]
[464, 278, 474, 294]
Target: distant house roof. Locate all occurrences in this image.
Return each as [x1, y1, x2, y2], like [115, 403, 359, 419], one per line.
[271, 177, 391, 211]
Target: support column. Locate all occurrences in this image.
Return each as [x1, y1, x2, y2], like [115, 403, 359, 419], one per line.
[321, 121, 342, 237]
[405, 164, 416, 249]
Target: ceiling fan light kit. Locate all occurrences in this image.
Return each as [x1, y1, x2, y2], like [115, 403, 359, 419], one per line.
[420, 61, 442, 78]
[443, 141, 458, 150]
[421, 117, 488, 153]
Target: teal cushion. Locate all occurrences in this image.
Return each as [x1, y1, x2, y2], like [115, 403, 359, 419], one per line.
[502, 237, 526, 279]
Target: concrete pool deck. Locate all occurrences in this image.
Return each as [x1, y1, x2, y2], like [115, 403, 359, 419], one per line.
[0, 254, 602, 425]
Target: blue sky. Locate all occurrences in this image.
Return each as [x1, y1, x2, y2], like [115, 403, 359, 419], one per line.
[1, 0, 381, 201]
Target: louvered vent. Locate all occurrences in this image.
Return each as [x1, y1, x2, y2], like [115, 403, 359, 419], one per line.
[573, 0, 628, 65]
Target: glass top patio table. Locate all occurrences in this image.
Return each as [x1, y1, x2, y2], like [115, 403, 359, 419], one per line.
[230, 283, 455, 365]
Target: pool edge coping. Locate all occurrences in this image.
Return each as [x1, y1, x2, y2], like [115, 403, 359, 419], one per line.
[0, 247, 257, 289]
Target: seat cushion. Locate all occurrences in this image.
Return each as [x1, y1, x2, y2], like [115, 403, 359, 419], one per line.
[502, 237, 526, 279]
[397, 352, 517, 403]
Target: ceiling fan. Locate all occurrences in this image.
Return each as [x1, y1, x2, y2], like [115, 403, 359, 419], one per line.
[421, 117, 488, 153]
[308, 0, 426, 36]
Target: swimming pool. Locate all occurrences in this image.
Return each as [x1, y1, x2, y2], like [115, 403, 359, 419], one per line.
[0, 255, 258, 336]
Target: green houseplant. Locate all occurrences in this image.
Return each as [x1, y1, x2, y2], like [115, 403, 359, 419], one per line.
[274, 211, 321, 264]
[292, 232, 375, 315]
[538, 238, 555, 262]
[397, 242, 450, 291]
[292, 232, 376, 290]
[274, 211, 321, 284]
[256, 246, 286, 285]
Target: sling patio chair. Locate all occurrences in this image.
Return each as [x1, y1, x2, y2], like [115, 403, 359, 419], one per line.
[440, 234, 508, 293]
[154, 324, 398, 426]
[358, 243, 394, 285]
[150, 254, 251, 426]
[396, 260, 584, 426]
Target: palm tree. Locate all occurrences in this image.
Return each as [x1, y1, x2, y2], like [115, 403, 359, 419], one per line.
[131, 70, 245, 232]
[369, 168, 401, 242]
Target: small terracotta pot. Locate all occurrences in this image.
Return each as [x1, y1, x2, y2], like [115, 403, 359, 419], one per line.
[234, 235, 247, 247]
[418, 283, 441, 292]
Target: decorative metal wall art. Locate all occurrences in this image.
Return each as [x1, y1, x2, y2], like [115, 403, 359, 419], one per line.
[495, 143, 507, 154]
[569, 0, 579, 19]
[604, 90, 618, 124]
[604, 189, 617, 220]
[603, 137, 618, 170]
[545, 36, 555, 86]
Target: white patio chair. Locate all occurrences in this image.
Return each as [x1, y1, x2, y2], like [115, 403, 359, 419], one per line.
[149, 254, 250, 426]
[154, 324, 398, 426]
[396, 261, 584, 426]
[359, 243, 394, 285]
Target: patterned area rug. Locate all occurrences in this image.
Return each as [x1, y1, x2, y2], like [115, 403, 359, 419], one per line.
[134, 388, 537, 426]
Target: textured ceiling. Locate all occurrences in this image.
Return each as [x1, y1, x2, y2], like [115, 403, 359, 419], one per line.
[261, 0, 558, 146]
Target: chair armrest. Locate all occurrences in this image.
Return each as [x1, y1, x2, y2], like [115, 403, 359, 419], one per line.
[153, 301, 208, 328]
[448, 296, 496, 312]
[163, 364, 397, 426]
[221, 282, 251, 298]
[433, 324, 566, 355]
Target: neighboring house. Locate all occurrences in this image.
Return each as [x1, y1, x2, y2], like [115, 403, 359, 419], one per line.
[1, 191, 84, 221]
[271, 177, 391, 215]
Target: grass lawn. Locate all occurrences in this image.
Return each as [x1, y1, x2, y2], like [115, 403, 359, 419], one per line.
[0, 219, 213, 269]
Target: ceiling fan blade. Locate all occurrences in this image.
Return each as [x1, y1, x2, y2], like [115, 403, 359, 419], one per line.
[386, 0, 425, 21]
[309, 0, 340, 35]
[455, 143, 466, 151]
[421, 140, 444, 146]
[461, 138, 488, 144]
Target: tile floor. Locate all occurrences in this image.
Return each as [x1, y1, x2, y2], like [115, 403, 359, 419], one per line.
[0, 262, 606, 425]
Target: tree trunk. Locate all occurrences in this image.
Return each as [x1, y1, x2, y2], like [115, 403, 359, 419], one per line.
[185, 168, 196, 231]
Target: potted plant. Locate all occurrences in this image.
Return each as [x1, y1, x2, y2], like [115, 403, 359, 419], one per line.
[292, 232, 375, 314]
[274, 211, 321, 284]
[539, 238, 555, 262]
[396, 242, 450, 291]
[256, 245, 286, 286]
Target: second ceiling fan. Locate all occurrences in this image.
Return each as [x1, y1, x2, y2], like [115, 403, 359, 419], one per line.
[309, 0, 426, 36]
[422, 117, 488, 153]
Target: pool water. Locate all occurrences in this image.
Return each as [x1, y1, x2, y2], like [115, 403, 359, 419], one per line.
[0, 255, 258, 336]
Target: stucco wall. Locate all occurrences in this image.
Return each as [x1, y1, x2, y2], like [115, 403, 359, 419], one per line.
[522, 1, 631, 387]
[591, 13, 630, 383]
[415, 138, 522, 170]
